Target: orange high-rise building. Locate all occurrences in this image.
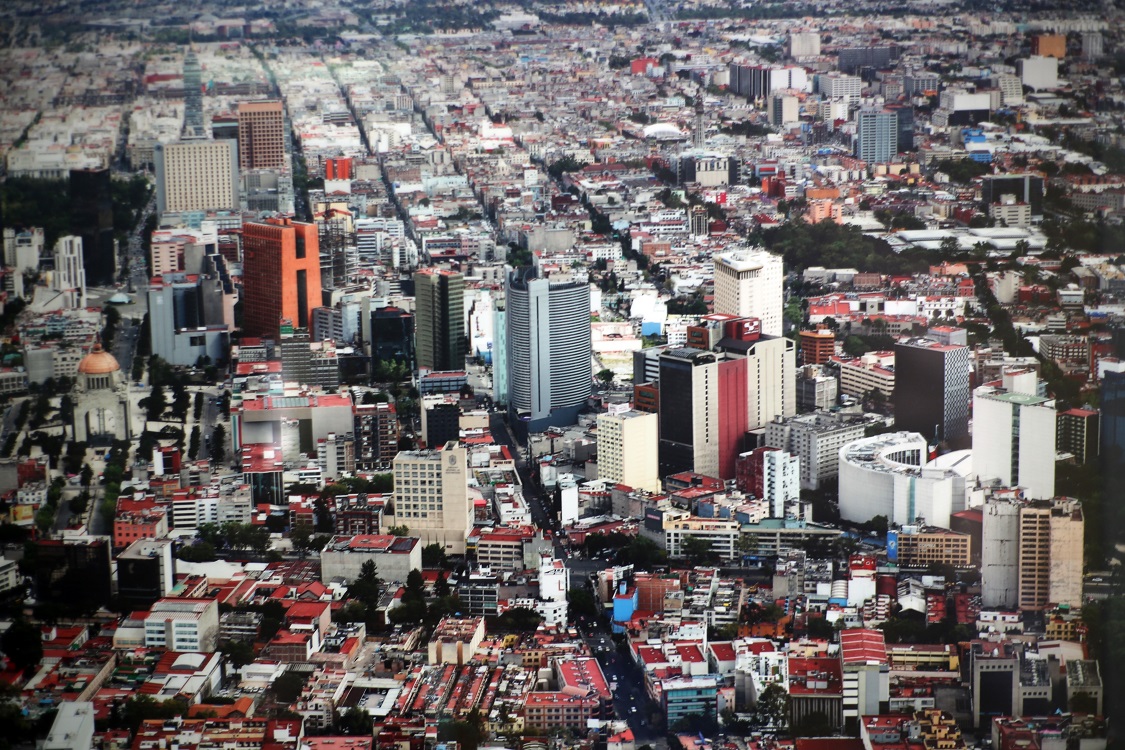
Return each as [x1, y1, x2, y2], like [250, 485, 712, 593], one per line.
[242, 218, 322, 338]
[1030, 34, 1066, 59]
[799, 328, 836, 365]
[324, 157, 353, 180]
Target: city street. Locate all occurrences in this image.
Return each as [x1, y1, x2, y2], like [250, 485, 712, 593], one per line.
[577, 613, 667, 748]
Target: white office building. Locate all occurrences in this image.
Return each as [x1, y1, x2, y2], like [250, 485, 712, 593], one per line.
[816, 73, 863, 101]
[713, 249, 784, 337]
[972, 377, 1056, 500]
[838, 432, 962, 527]
[981, 495, 1025, 609]
[1018, 56, 1059, 90]
[748, 448, 800, 518]
[3, 226, 43, 274]
[142, 598, 220, 652]
[766, 412, 868, 490]
[389, 442, 472, 554]
[52, 235, 87, 309]
[506, 270, 592, 432]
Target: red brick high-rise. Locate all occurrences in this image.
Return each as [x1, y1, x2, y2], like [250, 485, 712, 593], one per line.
[237, 100, 285, 170]
[242, 218, 322, 339]
[799, 328, 836, 365]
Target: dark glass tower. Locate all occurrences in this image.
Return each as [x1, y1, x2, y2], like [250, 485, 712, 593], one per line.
[69, 167, 116, 286]
[1101, 371, 1125, 466]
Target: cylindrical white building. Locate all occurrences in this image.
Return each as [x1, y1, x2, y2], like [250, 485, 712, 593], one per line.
[838, 431, 958, 527]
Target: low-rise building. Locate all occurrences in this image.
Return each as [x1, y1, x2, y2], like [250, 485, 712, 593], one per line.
[143, 598, 220, 653]
[428, 616, 485, 665]
[320, 534, 421, 586]
[890, 525, 972, 569]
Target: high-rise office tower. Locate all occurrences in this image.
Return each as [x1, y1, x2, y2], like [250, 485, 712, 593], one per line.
[715, 327, 796, 430]
[506, 270, 591, 433]
[788, 32, 821, 60]
[837, 45, 901, 74]
[736, 447, 800, 518]
[182, 49, 205, 138]
[241, 218, 322, 339]
[1030, 34, 1066, 59]
[981, 175, 1045, 221]
[597, 410, 660, 493]
[147, 268, 231, 367]
[692, 101, 706, 149]
[69, 168, 116, 286]
[367, 305, 415, 374]
[354, 402, 400, 471]
[155, 139, 239, 214]
[2, 226, 43, 274]
[972, 373, 1057, 500]
[712, 250, 784, 336]
[799, 329, 836, 365]
[52, 235, 87, 309]
[1057, 407, 1099, 464]
[492, 302, 507, 404]
[669, 315, 795, 478]
[884, 103, 915, 153]
[658, 348, 721, 478]
[981, 498, 1021, 609]
[981, 495, 1085, 611]
[389, 442, 471, 554]
[1017, 499, 1084, 610]
[893, 337, 971, 446]
[815, 73, 863, 101]
[237, 100, 286, 170]
[117, 538, 176, 611]
[279, 322, 313, 385]
[1082, 32, 1104, 61]
[855, 109, 898, 164]
[1101, 370, 1125, 465]
[690, 206, 710, 237]
[727, 64, 809, 101]
[32, 538, 113, 613]
[768, 94, 800, 127]
[414, 269, 465, 372]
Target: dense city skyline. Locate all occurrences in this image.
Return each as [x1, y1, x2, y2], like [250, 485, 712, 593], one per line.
[0, 1, 1121, 750]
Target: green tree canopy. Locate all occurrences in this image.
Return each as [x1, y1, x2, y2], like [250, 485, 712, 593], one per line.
[1, 619, 43, 675]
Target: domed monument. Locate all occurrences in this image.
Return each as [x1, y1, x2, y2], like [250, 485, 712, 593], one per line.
[73, 343, 131, 444]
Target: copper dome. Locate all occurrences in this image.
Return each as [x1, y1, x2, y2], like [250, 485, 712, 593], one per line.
[78, 344, 121, 375]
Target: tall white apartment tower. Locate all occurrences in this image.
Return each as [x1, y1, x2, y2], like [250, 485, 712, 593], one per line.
[972, 372, 1056, 500]
[713, 249, 784, 337]
[597, 410, 660, 493]
[53, 235, 87, 309]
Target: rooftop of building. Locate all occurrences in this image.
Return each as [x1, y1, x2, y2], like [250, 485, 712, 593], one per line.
[982, 390, 1052, 406]
[323, 535, 418, 554]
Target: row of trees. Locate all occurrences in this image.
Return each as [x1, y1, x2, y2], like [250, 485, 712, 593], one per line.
[140, 381, 193, 423]
[32, 476, 66, 535]
[186, 522, 273, 558]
